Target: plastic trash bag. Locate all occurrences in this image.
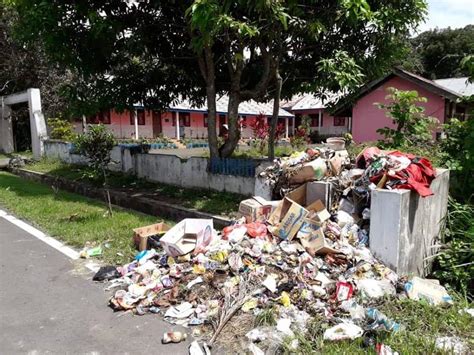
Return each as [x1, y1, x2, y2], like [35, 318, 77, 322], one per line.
[93, 266, 121, 281]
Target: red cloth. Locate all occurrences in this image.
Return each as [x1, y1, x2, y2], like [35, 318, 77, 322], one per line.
[368, 150, 436, 197]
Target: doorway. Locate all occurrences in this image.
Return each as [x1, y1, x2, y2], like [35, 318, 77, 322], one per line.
[152, 111, 162, 137]
[11, 104, 32, 153]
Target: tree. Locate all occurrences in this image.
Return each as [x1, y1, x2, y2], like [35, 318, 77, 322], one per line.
[376, 87, 438, 148]
[13, 0, 428, 158]
[401, 25, 474, 79]
[74, 125, 116, 216]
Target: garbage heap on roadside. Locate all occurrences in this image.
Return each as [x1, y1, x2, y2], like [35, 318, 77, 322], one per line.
[94, 144, 450, 354]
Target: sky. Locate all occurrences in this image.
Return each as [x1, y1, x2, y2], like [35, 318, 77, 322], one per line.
[417, 0, 474, 33]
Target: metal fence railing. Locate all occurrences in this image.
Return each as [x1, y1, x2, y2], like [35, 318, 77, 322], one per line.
[209, 158, 257, 177]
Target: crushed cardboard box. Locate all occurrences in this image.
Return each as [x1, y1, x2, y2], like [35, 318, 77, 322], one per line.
[133, 222, 171, 251]
[239, 196, 279, 223]
[160, 219, 214, 257]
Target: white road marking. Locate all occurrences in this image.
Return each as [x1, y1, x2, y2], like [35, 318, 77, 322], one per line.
[0, 209, 100, 272]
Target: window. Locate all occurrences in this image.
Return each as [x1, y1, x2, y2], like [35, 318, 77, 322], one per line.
[203, 113, 208, 127]
[97, 110, 111, 124]
[240, 115, 247, 128]
[309, 114, 319, 127]
[334, 117, 346, 126]
[171, 112, 177, 126]
[86, 110, 111, 124]
[219, 114, 227, 125]
[179, 112, 191, 127]
[130, 109, 146, 125]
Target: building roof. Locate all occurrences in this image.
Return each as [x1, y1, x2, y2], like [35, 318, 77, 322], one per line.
[280, 93, 341, 111]
[332, 68, 470, 116]
[164, 95, 294, 117]
[434, 77, 474, 97]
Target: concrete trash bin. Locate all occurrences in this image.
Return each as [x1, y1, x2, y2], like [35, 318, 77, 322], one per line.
[369, 169, 449, 276]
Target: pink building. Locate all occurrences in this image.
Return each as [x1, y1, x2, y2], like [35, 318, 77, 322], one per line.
[334, 68, 473, 143]
[74, 97, 295, 140]
[281, 94, 350, 136]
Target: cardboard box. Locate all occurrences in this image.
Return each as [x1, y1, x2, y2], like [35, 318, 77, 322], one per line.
[160, 219, 213, 257]
[306, 200, 331, 222]
[298, 223, 339, 255]
[287, 181, 332, 211]
[133, 222, 171, 251]
[239, 196, 278, 223]
[268, 198, 309, 240]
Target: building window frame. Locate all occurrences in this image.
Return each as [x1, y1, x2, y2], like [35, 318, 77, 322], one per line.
[334, 117, 346, 127]
[130, 109, 146, 125]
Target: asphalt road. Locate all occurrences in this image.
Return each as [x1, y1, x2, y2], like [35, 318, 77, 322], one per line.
[0, 217, 191, 355]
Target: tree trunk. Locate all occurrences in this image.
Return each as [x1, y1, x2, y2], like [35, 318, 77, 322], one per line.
[268, 69, 282, 160]
[218, 90, 241, 158]
[199, 46, 219, 159]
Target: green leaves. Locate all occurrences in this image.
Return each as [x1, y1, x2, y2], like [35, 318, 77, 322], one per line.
[318, 51, 365, 90]
[376, 87, 438, 147]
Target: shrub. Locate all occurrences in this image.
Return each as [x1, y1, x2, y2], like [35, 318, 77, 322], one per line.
[433, 198, 474, 298]
[74, 125, 116, 215]
[376, 87, 438, 148]
[440, 118, 474, 202]
[48, 118, 75, 141]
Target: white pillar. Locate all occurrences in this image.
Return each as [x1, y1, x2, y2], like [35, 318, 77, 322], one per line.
[82, 115, 87, 133]
[27, 89, 47, 160]
[134, 109, 139, 140]
[175, 111, 180, 139]
[292, 116, 295, 135]
[285, 116, 289, 139]
[318, 110, 322, 132]
[348, 116, 352, 133]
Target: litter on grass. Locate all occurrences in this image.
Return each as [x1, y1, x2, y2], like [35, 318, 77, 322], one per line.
[96, 144, 453, 354]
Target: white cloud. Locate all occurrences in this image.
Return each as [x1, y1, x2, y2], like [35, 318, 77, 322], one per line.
[416, 0, 474, 33]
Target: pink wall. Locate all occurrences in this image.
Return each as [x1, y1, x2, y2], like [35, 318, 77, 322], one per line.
[74, 109, 273, 139]
[291, 108, 349, 135]
[352, 76, 446, 143]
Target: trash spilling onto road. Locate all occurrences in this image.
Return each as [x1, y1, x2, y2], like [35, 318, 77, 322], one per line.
[95, 144, 453, 354]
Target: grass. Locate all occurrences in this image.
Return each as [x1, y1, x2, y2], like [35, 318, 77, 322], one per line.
[0, 171, 172, 264]
[24, 158, 243, 216]
[281, 296, 473, 354]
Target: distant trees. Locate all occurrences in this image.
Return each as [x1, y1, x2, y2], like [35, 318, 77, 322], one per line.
[402, 25, 474, 79]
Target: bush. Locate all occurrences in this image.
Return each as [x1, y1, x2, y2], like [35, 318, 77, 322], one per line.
[48, 118, 75, 141]
[376, 87, 438, 148]
[440, 118, 474, 202]
[433, 198, 474, 298]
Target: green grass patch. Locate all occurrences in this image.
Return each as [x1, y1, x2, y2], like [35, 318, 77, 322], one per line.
[281, 297, 473, 354]
[25, 159, 243, 216]
[0, 171, 171, 264]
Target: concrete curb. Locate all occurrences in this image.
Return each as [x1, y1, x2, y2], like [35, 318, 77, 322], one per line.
[8, 167, 232, 228]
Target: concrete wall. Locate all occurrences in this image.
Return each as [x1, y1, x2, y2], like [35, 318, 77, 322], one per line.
[352, 76, 446, 143]
[369, 169, 449, 276]
[43, 140, 269, 197]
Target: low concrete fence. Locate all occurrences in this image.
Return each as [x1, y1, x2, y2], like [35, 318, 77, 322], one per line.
[43, 140, 271, 196]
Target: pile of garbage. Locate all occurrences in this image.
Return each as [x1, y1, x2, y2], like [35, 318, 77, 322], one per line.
[94, 145, 451, 354]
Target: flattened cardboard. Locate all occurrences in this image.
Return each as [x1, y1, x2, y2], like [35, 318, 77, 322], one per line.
[133, 222, 171, 251]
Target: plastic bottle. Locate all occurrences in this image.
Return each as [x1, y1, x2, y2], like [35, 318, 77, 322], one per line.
[366, 308, 400, 331]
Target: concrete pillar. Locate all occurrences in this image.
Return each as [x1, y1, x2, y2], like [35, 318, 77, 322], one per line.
[348, 116, 352, 133]
[369, 169, 449, 276]
[292, 116, 295, 135]
[134, 109, 139, 140]
[318, 110, 322, 131]
[26, 89, 47, 159]
[0, 101, 14, 154]
[285, 116, 289, 139]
